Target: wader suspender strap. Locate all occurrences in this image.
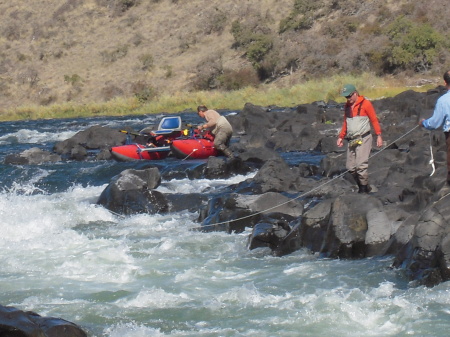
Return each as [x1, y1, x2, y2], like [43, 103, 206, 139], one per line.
[346, 98, 365, 118]
[356, 98, 365, 116]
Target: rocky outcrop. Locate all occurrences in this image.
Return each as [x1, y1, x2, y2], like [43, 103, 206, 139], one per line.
[97, 167, 168, 215]
[53, 125, 126, 160]
[0, 305, 87, 337]
[198, 191, 304, 233]
[300, 194, 395, 258]
[4, 147, 61, 165]
[228, 88, 450, 287]
[392, 191, 450, 286]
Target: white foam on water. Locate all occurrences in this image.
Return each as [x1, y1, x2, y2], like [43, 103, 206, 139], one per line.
[0, 128, 78, 145]
[116, 287, 191, 309]
[2, 172, 450, 337]
[104, 323, 165, 337]
[157, 171, 256, 194]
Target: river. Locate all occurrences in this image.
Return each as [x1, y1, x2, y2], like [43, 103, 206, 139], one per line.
[0, 113, 449, 337]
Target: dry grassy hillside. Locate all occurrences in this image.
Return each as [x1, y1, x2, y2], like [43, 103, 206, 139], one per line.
[0, 0, 448, 112]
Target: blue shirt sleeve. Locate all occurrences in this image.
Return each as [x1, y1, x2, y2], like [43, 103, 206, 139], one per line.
[423, 91, 450, 131]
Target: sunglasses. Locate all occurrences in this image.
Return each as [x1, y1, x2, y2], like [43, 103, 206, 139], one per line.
[345, 92, 354, 99]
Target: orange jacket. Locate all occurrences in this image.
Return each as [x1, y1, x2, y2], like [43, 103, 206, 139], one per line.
[338, 96, 382, 139]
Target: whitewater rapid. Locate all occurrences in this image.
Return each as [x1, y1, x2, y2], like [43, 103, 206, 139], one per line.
[1, 114, 450, 336]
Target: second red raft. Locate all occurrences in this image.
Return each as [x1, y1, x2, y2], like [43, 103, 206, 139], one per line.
[170, 138, 218, 159]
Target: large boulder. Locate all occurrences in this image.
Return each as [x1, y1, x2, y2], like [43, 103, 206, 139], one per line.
[204, 156, 251, 179]
[97, 167, 168, 215]
[198, 191, 304, 233]
[247, 215, 301, 257]
[0, 305, 87, 337]
[248, 158, 316, 193]
[54, 125, 126, 160]
[301, 194, 395, 258]
[392, 189, 450, 287]
[4, 147, 61, 165]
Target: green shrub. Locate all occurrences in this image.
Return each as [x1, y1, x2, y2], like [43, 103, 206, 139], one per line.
[384, 17, 444, 72]
[279, 0, 321, 33]
[64, 74, 83, 86]
[230, 20, 249, 48]
[230, 20, 273, 72]
[246, 34, 273, 67]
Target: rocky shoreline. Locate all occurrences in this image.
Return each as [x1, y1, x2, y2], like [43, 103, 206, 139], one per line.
[4, 86, 450, 335]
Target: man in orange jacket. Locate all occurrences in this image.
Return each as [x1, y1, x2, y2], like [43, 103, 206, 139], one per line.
[337, 84, 383, 193]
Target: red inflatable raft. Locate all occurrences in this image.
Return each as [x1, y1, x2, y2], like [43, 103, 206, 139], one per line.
[170, 138, 218, 159]
[110, 144, 170, 161]
[110, 117, 220, 161]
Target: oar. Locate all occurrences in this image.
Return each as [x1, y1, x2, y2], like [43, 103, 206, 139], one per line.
[119, 130, 146, 137]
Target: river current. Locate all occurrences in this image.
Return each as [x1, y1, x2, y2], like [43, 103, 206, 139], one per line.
[1, 113, 450, 337]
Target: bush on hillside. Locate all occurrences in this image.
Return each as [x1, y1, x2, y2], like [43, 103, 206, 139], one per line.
[230, 19, 274, 77]
[200, 8, 228, 35]
[101, 83, 124, 101]
[190, 53, 224, 91]
[217, 68, 259, 90]
[138, 53, 154, 71]
[64, 74, 83, 87]
[279, 0, 323, 33]
[383, 17, 444, 73]
[130, 81, 156, 103]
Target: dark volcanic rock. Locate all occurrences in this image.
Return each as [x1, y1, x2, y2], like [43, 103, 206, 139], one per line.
[393, 188, 450, 287]
[4, 147, 61, 165]
[199, 192, 304, 233]
[54, 125, 126, 160]
[0, 305, 87, 337]
[91, 85, 450, 287]
[97, 167, 168, 215]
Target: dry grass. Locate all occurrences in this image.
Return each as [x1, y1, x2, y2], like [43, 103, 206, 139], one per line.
[0, 73, 436, 121]
[0, 0, 446, 121]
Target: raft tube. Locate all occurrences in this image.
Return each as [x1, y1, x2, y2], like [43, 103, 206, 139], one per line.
[110, 144, 170, 161]
[170, 138, 218, 159]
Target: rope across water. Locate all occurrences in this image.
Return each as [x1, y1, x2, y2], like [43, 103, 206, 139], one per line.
[193, 125, 421, 231]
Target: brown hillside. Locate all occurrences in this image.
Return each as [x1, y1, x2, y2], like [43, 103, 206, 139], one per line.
[0, 0, 449, 112]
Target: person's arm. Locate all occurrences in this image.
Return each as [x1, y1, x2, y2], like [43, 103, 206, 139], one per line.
[337, 111, 347, 145]
[422, 100, 445, 130]
[364, 101, 382, 136]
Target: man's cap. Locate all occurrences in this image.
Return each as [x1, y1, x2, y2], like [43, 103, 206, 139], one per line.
[341, 84, 356, 97]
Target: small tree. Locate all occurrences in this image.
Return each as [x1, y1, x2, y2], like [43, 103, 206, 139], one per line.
[385, 17, 444, 72]
[230, 20, 273, 78]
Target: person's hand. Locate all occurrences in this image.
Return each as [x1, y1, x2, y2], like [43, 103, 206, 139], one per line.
[337, 138, 344, 147]
[419, 119, 425, 127]
[376, 135, 383, 147]
[197, 125, 203, 130]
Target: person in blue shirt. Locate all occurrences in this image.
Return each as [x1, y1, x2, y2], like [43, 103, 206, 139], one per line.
[420, 70, 450, 185]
